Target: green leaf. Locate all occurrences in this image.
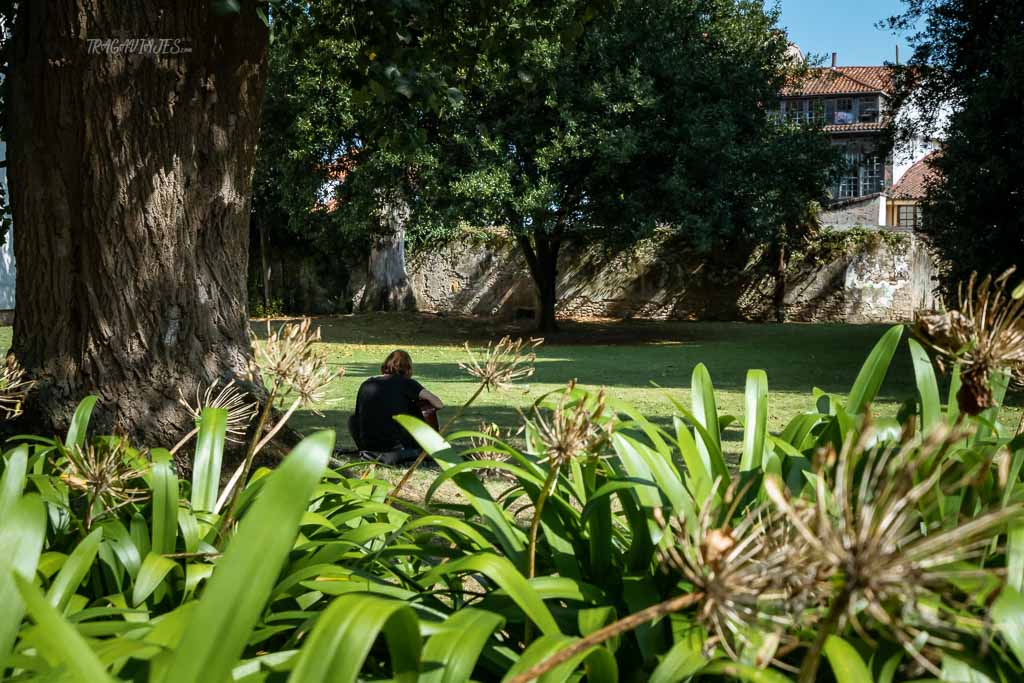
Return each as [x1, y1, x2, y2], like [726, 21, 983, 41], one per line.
[993, 585, 1024, 664]
[101, 519, 142, 580]
[190, 407, 228, 512]
[65, 396, 99, 449]
[691, 363, 722, 471]
[421, 553, 560, 636]
[288, 593, 421, 683]
[823, 635, 873, 683]
[162, 430, 332, 683]
[133, 552, 178, 606]
[940, 654, 997, 682]
[150, 448, 179, 555]
[740, 369, 768, 472]
[908, 338, 941, 434]
[14, 574, 115, 682]
[700, 659, 795, 682]
[0, 445, 28, 522]
[1008, 523, 1024, 593]
[0, 494, 46, 660]
[500, 634, 617, 683]
[397, 415, 527, 563]
[46, 526, 103, 612]
[948, 363, 963, 424]
[847, 325, 903, 415]
[421, 608, 505, 683]
[649, 631, 707, 683]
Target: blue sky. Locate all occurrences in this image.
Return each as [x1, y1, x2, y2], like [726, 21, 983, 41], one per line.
[776, 0, 912, 67]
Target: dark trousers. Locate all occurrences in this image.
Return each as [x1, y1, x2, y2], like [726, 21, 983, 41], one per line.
[348, 414, 419, 465]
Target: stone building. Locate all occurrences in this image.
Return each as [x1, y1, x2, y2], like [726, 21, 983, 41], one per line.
[778, 55, 940, 230]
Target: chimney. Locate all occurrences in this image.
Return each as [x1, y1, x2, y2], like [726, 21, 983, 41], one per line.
[831, 52, 837, 68]
[895, 45, 900, 65]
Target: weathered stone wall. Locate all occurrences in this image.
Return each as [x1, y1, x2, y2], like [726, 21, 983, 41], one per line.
[819, 194, 885, 229]
[404, 229, 939, 324]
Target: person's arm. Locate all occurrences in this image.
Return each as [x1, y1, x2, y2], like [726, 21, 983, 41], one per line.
[419, 388, 444, 410]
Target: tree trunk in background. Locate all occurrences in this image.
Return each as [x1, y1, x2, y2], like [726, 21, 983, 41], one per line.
[7, 2, 269, 444]
[772, 236, 788, 323]
[517, 234, 561, 333]
[259, 219, 271, 316]
[359, 194, 415, 312]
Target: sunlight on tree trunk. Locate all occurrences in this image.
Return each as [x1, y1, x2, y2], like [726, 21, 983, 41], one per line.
[359, 193, 415, 312]
[7, 2, 269, 443]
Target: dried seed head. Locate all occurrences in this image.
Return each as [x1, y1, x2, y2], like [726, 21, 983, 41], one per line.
[251, 318, 344, 411]
[0, 355, 35, 420]
[60, 438, 150, 525]
[914, 268, 1024, 415]
[464, 422, 512, 479]
[531, 383, 612, 468]
[178, 379, 259, 443]
[766, 422, 1021, 675]
[459, 336, 543, 392]
[659, 496, 819, 661]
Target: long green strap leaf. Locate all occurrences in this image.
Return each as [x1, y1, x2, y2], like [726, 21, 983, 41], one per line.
[162, 430, 332, 683]
[133, 552, 178, 606]
[64, 396, 99, 450]
[823, 635, 873, 683]
[14, 574, 114, 682]
[46, 526, 103, 612]
[846, 325, 903, 415]
[690, 363, 722, 472]
[421, 608, 505, 683]
[992, 585, 1024, 665]
[908, 338, 941, 434]
[190, 408, 228, 513]
[421, 553, 560, 636]
[740, 369, 768, 472]
[287, 593, 421, 683]
[150, 448, 179, 555]
[500, 634, 617, 683]
[0, 445, 29, 522]
[0, 493, 46, 661]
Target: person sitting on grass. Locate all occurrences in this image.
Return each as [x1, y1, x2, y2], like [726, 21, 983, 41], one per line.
[348, 349, 444, 465]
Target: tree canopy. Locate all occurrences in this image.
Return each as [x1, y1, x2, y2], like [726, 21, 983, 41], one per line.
[432, 0, 835, 329]
[887, 0, 1024, 288]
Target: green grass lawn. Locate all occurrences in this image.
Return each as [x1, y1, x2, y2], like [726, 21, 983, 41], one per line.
[5, 315, 1021, 448]
[258, 313, 1022, 456]
[3, 315, 1020, 500]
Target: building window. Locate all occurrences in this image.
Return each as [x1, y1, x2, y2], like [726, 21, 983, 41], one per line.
[859, 96, 879, 123]
[860, 155, 883, 195]
[898, 205, 923, 228]
[786, 99, 812, 123]
[833, 144, 886, 200]
[834, 98, 854, 124]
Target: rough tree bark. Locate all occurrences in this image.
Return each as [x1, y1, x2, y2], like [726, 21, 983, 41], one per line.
[359, 193, 415, 312]
[517, 233, 561, 333]
[7, 2, 269, 444]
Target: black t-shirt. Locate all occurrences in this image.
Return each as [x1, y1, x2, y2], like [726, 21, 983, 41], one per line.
[354, 374, 425, 451]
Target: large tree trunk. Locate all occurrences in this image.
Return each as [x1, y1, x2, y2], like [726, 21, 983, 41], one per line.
[7, 2, 269, 445]
[517, 233, 561, 333]
[359, 194, 415, 312]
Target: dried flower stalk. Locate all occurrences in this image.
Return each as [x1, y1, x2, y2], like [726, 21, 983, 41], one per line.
[915, 268, 1024, 415]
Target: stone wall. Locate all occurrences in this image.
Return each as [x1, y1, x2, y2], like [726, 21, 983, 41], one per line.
[404, 229, 939, 324]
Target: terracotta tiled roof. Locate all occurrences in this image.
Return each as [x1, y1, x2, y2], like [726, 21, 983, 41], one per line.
[782, 66, 893, 97]
[890, 152, 941, 200]
[822, 121, 887, 134]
